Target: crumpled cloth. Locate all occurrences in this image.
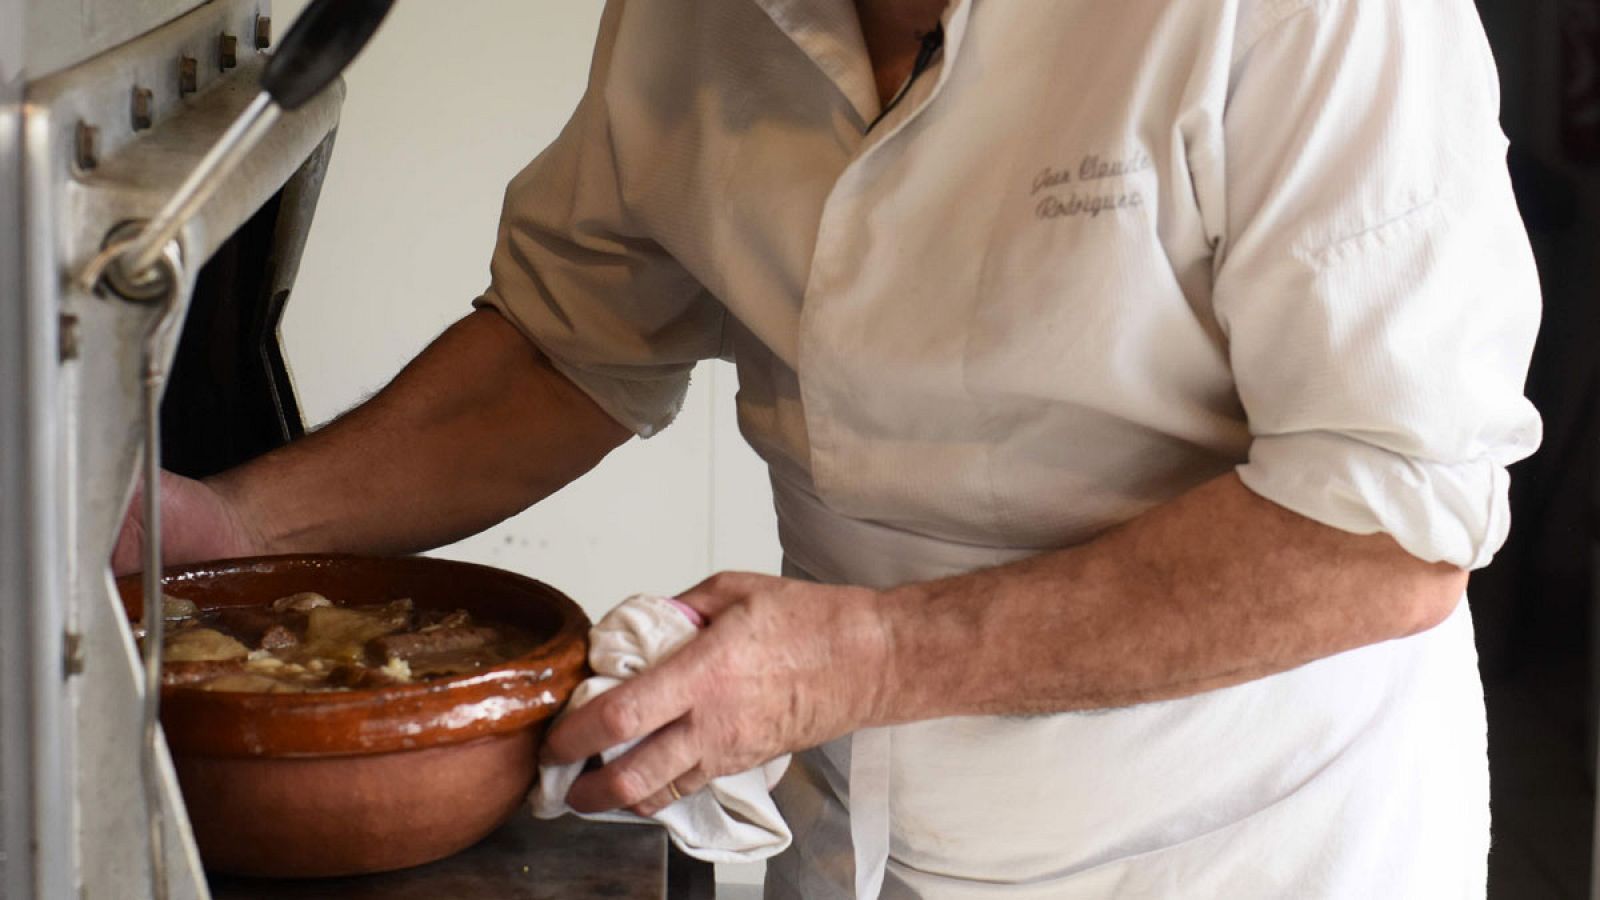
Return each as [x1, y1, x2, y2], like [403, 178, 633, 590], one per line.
[531, 593, 792, 863]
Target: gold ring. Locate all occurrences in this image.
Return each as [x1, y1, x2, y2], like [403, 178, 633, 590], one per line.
[667, 779, 683, 802]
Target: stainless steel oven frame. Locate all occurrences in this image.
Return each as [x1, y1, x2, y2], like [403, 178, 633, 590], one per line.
[1, 2, 341, 897]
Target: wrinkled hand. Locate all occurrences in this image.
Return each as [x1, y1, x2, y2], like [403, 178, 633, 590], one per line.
[540, 572, 892, 816]
[111, 470, 263, 575]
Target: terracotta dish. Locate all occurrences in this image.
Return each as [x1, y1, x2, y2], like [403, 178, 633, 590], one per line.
[117, 554, 590, 879]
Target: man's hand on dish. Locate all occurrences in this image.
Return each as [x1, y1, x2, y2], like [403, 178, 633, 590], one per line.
[540, 571, 892, 816]
[111, 469, 264, 575]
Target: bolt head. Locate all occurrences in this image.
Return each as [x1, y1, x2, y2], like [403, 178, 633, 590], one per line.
[254, 15, 272, 50]
[58, 315, 81, 362]
[220, 33, 239, 69]
[179, 56, 198, 95]
[74, 121, 99, 171]
[131, 86, 154, 130]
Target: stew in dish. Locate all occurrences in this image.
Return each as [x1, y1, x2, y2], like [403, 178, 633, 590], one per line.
[149, 592, 540, 693]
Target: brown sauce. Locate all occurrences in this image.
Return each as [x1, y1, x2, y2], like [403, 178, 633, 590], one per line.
[154, 592, 539, 693]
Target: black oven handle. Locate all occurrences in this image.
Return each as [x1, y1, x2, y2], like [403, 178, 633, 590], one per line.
[262, 0, 396, 111]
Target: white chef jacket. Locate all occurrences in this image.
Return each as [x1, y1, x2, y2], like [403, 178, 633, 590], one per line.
[477, 0, 1543, 896]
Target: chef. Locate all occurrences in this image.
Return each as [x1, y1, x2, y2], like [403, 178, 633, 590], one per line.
[120, 0, 1543, 895]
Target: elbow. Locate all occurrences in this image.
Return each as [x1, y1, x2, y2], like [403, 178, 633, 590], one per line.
[1398, 564, 1470, 637]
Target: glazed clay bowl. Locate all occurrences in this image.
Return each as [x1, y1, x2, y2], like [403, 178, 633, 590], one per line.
[117, 553, 590, 879]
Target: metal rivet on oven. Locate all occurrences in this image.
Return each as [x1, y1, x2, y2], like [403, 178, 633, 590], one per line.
[131, 86, 154, 131]
[74, 122, 99, 171]
[254, 15, 272, 50]
[59, 314, 81, 362]
[179, 56, 199, 96]
[63, 631, 84, 679]
[220, 32, 239, 69]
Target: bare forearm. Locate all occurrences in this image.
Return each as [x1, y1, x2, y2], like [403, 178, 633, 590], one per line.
[209, 309, 630, 556]
[875, 474, 1469, 721]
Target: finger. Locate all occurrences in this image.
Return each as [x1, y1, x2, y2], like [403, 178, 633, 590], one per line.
[629, 764, 711, 818]
[567, 719, 700, 814]
[674, 571, 773, 620]
[541, 664, 697, 766]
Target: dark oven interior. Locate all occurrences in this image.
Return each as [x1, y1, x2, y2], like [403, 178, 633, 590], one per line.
[158, 148, 330, 479]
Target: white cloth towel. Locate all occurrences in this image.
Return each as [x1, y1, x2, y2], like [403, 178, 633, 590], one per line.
[531, 594, 792, 863]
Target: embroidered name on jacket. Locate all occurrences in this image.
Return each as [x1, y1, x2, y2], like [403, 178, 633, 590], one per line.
[1031, 150, 1152, 219]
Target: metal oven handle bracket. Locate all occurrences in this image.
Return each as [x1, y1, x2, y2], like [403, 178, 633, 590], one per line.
[84, 222, 187, 900]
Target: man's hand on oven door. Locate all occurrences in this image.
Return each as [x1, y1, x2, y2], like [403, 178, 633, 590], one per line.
[111, 469, 266, 575]
[540, 572, 894, 816]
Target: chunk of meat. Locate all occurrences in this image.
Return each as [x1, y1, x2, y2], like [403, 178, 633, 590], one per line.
[163, 659, 247, 687]
[163, 628, 250, 663]
[259, 624, 299, 650]
[370, 623, 510, 678]
[271, 592, 332, 612]
[213, 607, 303, 651]
[417, 608, 472, 631]
[301, 601, 413, 664]
[161, 594, 199, 620]
[324, 660, 412, 689]
[382, 598, 415, 622]
[370, 626, 497, 662]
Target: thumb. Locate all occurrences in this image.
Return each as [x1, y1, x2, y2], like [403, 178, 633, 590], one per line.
[111, 491, 148, 576]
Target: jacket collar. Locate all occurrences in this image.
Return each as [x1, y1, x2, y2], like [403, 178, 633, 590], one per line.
[748, 0, 972, 128]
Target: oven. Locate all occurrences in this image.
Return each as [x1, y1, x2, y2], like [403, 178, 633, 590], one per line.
[0, 3, 707, 895]
[1, 2, 345, 896]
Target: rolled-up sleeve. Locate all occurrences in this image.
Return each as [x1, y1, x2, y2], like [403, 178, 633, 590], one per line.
[1214, 0, 1543, 568]
[474, 0, 723, 438]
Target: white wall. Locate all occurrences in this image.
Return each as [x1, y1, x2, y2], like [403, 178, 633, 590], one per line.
[273, 0, 781, 622]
